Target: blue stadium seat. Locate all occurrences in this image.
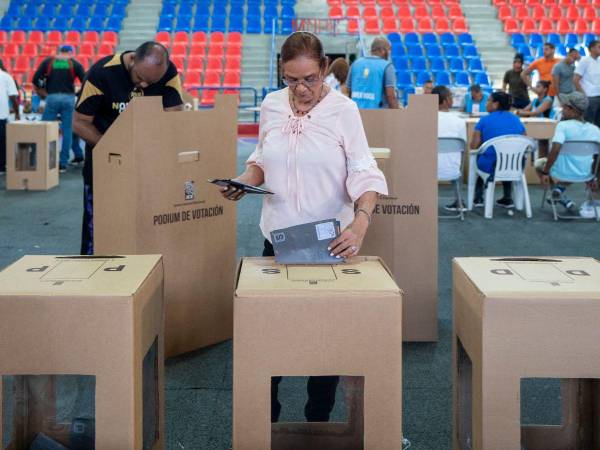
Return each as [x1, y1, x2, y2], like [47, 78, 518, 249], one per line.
[564, 33, 579, 48]
[576, 45, 587, 57]
[401, 87, 415, 106]
[192, 15, 209, 31]
[175, 15, 192, 32]
[474, 72, 490, 87]
[246, 16, 262, 33]
[106, 16, 123, 32]
[396, 71, 413, 88]
[528, 33, 543, 49]
[424, 44, 441, 57]
[178, 3, 193, 17]
[229, 15, 244, 32]
[211, 15, 227, 32]
[415, 71, 432, 86]
[422, 32, 437, 45]
[76, 3, 92, 16]
[281, 18, 293, 34]
[435, 71, 451, 86]
[158, 16, 174, 31]
[89, 16, 106, 31]
[212, 3, 227, 16]
[247, 5, 261, 17]
[229, 4, 244, 16]
[448, 57, 464, 72]
[454, 71, 470, 87]
[457, 33, 473, 46]
[112, 4, 127, 17]
[0, 16, 15, 30]
[393, 56, 409, 71]
[468, 58, 484, 73]
[161, 4, 176, 16]
[462, 45, 478, 59]
[429, 57, 446, 73]
[281, 5, 295, 20]
[6, 3, 21, 16]
[510, 33, 525, 48]
[391, 45, 406, 57]
[281, 0, 296, 6]
[41, 4, 57, 16]
[411, 56, 427, 71]
[388, 32, 402, 45]
[94, 3, 110, 16]
[439, 32, 456, 45]
[16, 16, 33, 30]
[407, 45, 423, 57]
[443, 44, 459, 57]
[264, 17, 279, 34]
[547, 33, 561, 46]
[583, 33, 596, 47]
[24, 3, 37, 16]
[264, 4, 278, 18]
[404, 32, 420, 46]
[70, 16, 87, 31]
[517, 44, 532, 59]
[52, 16, 69, 31]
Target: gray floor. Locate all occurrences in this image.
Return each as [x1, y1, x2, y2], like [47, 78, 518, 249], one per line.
[1, 139, 600, 449]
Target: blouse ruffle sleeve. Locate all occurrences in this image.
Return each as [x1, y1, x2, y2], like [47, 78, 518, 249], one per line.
[338, 102, 389, 202]
[246, 103, 268, 169]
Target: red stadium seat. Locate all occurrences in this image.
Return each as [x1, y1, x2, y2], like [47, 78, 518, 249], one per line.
[47, 31, 62, 46]
[435, 17, 451, 32]
[328, 0, 342, 6]
[173, 31, 189, 45]
[346, 6, 360, 17]
[226, 46, 242, 58]
[364, 19, 380, 34]
[531, 6, 545, 19]
[498, 5, 511, 20]
[593, 18, 600, 33]
[78, 43, 95, 58]
[397, 5, 411, 17]
[210, 32, 225, 45]
[347, 18, 359, 33]
[411, 0, 425, 4]
[451, 18, 468, 33]
[363, 6, 377, 18]
[3, 44, 19, 58]
[189, 46, 206, 57]
[361, 0, 375, 5]
[78, 57, 90, 71]
[574, 18, 590, 33]
[12, 55, 30, 74]
[171, 44, 187, 56]
[576, 0, 589, 5]
[97, 43, 114, 57]
[191, 32, 207, 46]
[28, 31, 44, 45]
[102, 31, 118, 45]
[378, 0, 392, 5]
[0, 57, 11, 71]
[382, 18, 398, 33]
[208, 44, 224, 57]
[223, 72, 240, 87]
[205, 57, 223, 74]
[155, 31, 171, 47]
[0, 31, 7, 45]
[539, 18, 555, 33]
[227, 32, 242, 48]
[399, 18, 415, 32]
[414, 5, 429, 19]
[344, 0, 359, 6]
[430, 6, 445, 18]
[10, 30, 25, 45]
[171, 56, 185, 72]
[583, 6, 596, 20]
[224, 58, 241, 74]
[380, 6, 394, 18]
[203, 71, 221, 85]
[40, 45, 57, 57]
[556, 18, 572, 33]
[564, 5, 579, 20]
[447, 5, 463, 18]
[187, 56, 204, 73]
[515, 6, 528, 19]
[65, 31, 81, 47]
[183, 71, 201, 89]
[393, 0, 409, 4]
[22, 43, 38, 57]
[417, 17, 433, 32]
[83, 31, 100, 45]
[542, 0, 556, 6]
[520, 18, 536, 33]
[548, 6, 562, 20]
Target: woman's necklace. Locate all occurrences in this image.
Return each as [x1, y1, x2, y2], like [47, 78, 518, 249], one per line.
[291, 83, 327, 116]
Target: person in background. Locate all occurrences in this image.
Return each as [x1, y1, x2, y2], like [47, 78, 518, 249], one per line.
[344, 37, 399, 109]
[521, 42, 560, 98]
[423, 79, 434, 95]
[70, 133, 84, 165]
[462, 84, 489, 114]
[574, 40, 600, 128]
[471, 91, 526, 208]
[324, 57, 349, 92]
[516, 80, 553, 119]
[73, 41, 184, 255]
[0, 60, 19, 174]
[552, 48, 581, 96]
[502, 54, 530, 109]
[33, 45, 86, 172]
[433, 85, 467, 211]
[217, 32, 388, 423]
[535, 92, 600, 212]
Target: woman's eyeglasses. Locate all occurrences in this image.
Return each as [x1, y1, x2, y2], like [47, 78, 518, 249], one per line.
[282, 76, 321, 88]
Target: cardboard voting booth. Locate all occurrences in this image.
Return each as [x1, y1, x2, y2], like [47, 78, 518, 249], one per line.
[453, 257, 600, 450]
[93, 95, 238, 357]
[361, 95, 439, 342]
[0, 255, 165, 450]
[6, 121, 59, 191]
[233, 257, 403, 450]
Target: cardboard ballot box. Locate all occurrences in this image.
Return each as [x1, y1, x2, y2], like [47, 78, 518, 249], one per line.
[6, 121, 59, 191]
[453, 257, 600, 450]
[0, 255, 165, 450]
[361, 95, 439, 342]
[233, 257, 403, 450]
[93, 95, 237, 357]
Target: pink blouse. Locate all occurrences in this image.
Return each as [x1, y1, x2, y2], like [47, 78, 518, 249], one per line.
[247, 88, 388, 241]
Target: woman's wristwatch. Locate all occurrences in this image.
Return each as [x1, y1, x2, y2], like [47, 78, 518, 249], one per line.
[355, 208, 372, 224]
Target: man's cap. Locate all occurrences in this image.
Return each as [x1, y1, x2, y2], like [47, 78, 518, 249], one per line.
[59, 45, 73, 53]
[559, 92, 589, 113]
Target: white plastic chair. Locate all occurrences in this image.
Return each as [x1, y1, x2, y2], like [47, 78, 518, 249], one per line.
[438, 137, 466, 220]
[473, 135, 536, 219]
[541, 140, 600, 221]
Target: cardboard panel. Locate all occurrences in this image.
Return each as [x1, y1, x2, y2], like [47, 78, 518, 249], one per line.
[93, 96, 238, 357]
[360, 95, 439, 341]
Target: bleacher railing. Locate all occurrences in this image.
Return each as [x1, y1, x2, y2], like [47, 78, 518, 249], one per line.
[193, 86, 259, 119]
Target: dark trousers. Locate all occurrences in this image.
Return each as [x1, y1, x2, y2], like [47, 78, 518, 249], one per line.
[263, 240, 340, 423]
[585, 96, 600, 128]
[81, 181, 94, 255]
[474, 178, 512, 201]
[0, 119, 6, 172]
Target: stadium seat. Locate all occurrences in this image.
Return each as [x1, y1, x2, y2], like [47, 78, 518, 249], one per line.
[417, 18, 434, 33]
[474, 72, 490, 87]
[593, 19, 600, 34]
[434, 18, 451, 33]
[530, 5, 545, 20]
[393, 56, 410, 71]
[447, 5, 463, 19]
[158, 17, 173, 32]
[176, 16, 192, 32]
[187, 56, 204, 74]
[388, 32, 402, 45]
[458, 33, 474, 46]
[204, 68, 222, 84]
[504, 19, 519, 33]
[397, 5, 411, 17]
[517, 44, 533, 59]
[411, 56, 427, 71]
[184, 71, 202, 89]
[415, 71, 432, 86]
[574, 19, 590, 33]
[363, 6, 377, 18]
[399, 18, 415, 32]
[539, 19, 555, 33]
[211, 32, 225, 45]
[3, 43, 18, 58]
[97, 43, 113, 57]
[404, 32, 420, 45]
[382, 19, 398, 33]
[454, 71, 470, 87]
[430, 5, 445, 18]
[171, 44, 187, 57]
[155, 31, 170, 47]
[208, 44, 224, 58]
[429, 57, 446, 72]
[556, 19, 572, 33]
[435, 71, 451, 86]
[396, 71, 413, 88]
[510, 33, 525, 48]
[347, 18, 359, 33]
[583, 6, 597, 20]
[468, 58, 484, 72]
[346, 6, 360, 18]
[391, 44, 406, 56]
[225, 58, 241, 74]
[440, 33, 456, 45]
[407, 44, 424, 57]
[528, 33, 543, 48]
[47, 31, 62, 46]
[211, 15, 227, 33]
[21, 43, 37, 57]
[462, 45, 478, 59]
[443, 44, 460, 57]
[381, 6, 395, 18]
[452, 18, 468, 33]
[78, 43, 95, 58]
[448, 57, 464, 72]
[171, 55, 185, 72]
[514, 5, 528, 20]
[10, 30, 26, 45]
[564, 33, 579, 48]
[223, 73, 241, 96]
[414, 5, 428, 19]
[65, 31, 81, 47]
[328, 0, 342, 5]
[364, 19, 380, 34]
[33, 16, 51, 32]
[378, 0, 392, 5]
[329, 6, 343, 18]
[422, 33, 438, 45]
[425, 44, 442, 57]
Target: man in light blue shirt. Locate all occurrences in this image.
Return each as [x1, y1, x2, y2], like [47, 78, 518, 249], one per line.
[462, 84, 489, 114]
[535, 92, 600, 211]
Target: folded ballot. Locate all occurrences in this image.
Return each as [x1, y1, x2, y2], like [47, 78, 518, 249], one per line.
[270, 219, 343, 265]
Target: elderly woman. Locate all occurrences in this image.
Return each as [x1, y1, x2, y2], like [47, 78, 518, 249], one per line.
[219, 32, 388, 423]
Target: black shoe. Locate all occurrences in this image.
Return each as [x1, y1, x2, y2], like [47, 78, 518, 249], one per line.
[69, 157, 84, 165]
[495, 197, 515, 208]
[473, 198, 484, 208]
[59, 165, 67, 173]
[444, 201, 467, 212]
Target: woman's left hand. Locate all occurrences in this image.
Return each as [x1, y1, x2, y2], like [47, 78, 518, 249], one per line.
[328, 215, 369, 259]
